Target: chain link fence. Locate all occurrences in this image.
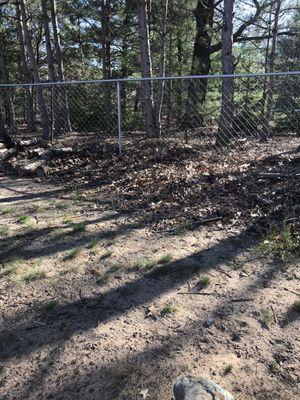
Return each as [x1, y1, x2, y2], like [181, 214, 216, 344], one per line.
[0, 71, 299, 153]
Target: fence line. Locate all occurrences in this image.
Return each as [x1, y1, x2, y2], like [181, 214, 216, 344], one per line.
[0, 70, 299, 88]
[0, 71, 299, 156]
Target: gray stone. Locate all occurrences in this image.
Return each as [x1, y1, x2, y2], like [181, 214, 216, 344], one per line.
[203, 318, 214, 328]
[173, 376, 234, 400]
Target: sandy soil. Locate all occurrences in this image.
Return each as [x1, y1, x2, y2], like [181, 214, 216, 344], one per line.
[0, 171, 299, 400]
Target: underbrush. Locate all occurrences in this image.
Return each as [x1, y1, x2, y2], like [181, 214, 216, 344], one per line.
[257, 224, 299, 261]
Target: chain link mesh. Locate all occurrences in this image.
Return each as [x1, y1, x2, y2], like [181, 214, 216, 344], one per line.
[0, 72, 299, 152]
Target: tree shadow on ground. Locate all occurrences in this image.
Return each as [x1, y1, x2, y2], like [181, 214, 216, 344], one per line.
[7, 230, 296, 400]
[0, 143, 298, 399]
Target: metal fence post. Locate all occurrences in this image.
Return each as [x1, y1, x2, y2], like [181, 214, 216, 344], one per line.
[116, 80, 122, 154]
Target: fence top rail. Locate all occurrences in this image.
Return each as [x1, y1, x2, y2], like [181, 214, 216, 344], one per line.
[0, 70, 299, 88]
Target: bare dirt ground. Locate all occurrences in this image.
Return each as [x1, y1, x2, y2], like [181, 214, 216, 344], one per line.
[0, 135, 299, 400]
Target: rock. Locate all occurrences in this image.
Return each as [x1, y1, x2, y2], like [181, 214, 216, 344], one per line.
[173, 376, 234, 400]
[203, 318, 214, 328]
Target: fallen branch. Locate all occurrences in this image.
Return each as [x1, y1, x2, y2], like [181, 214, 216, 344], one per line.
[178, 292, 220, 296]
[283, 287, 300, 296]
[257, 172, 299, 179]
[229, 297, 255, 303]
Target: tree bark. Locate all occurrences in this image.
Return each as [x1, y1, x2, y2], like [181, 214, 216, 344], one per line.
[155, 0, 169, 137]
[49, 0, 71, 132]
[16, 2, 36, 132]
[176, 20, 183, 125]
[41, 0, 60, 136]
[19, 0, 50, 141]
[216, 0, 235, 146]
[0, 111, 14, 147]
[0, 25, 16, 134]
[100, 0, 112, 122]
[261, 0, 281, 141]
[137, 0, 157, 136]
[120, 0, 132, 113]
[183, 0, 215, 128]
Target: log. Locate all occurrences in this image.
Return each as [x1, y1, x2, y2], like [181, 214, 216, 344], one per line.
[18, 138, 39, 147]
[18, 160, 48, 177]
[28, 148, 46, 157]
[16, 146, 72, 177]
[50, 146, 73, 156]
[0, 147, 17, 161]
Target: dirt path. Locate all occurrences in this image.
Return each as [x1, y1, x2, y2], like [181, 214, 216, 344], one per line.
[0, 174, 299, 400]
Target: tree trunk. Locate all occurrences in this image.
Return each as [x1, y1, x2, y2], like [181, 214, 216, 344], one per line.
[100, 0, 112, 123]
[155, 0, 169, 138]
[49, 0, 71, 132]
[16, 3, 36, 132]
[120, 1, 131, 113]
[41, 0, 59, 136]
[176, 21, 183, 125]
[0, 33, 17, 133]
[216, 0, 235, 146]
[261, 0, 281, 141]
[137, 0, 157, 136]
[183, 0, 215, 128]
[19, 0, 50, 141]
[0, 111, 14, 147]
[261, 4, 272, 121]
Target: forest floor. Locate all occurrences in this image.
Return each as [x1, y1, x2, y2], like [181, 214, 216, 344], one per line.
[0, 134, 299, 400]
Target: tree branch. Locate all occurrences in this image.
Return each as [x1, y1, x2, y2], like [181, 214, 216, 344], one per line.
[235, 30, 294, 42]
[210, 0, 273, 53]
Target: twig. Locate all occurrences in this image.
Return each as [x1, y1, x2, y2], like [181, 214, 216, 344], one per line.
[283, 287, 300, 296]
[33, 320, 47, 326]
[229, 297, 254, 303]
[198, 216, 223, 224]
[270, 305, 277, 323]
[217, 268, 232, 278]
[178, 292, 219, 296]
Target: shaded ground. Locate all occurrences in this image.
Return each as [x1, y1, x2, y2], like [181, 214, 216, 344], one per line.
[0, 135, 299, 400]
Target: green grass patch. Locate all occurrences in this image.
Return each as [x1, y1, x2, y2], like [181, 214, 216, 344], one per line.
[161, 301, 178, 315]
[63, 247, 83, 261]
[109, 263, 122, 273]
[257, 225, 300, 261]
[198, 276, 211, 287]
[133, 257, 157, 270]
[71, 190, 84, 203]
[51, 227, 66, 240]
[0, 258, 23, 278]
[17, 215, 31, 224]
[72, 222, 87, 233]
[43, 299, 58, 311]
[100, 249, 113, 260]
[62, 216, 74, 225]
[157, 254, 173, 265]
[224, 364, 233, 375]
[60, 265, 79, 275]
[2, 207, 16, 215]
[261, 308, 274, 328]
[172, 221, 192, 235]
[88, 238, 99, 250]
[292, 300, 300, 313]
[0, 225, 10, 236]
[12, 266, 46, 283]
[97, 263, 121, 285]
[97, 271, 111, 285]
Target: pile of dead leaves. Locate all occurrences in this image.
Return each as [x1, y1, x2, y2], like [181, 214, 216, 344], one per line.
[1, 133, 299, 232]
